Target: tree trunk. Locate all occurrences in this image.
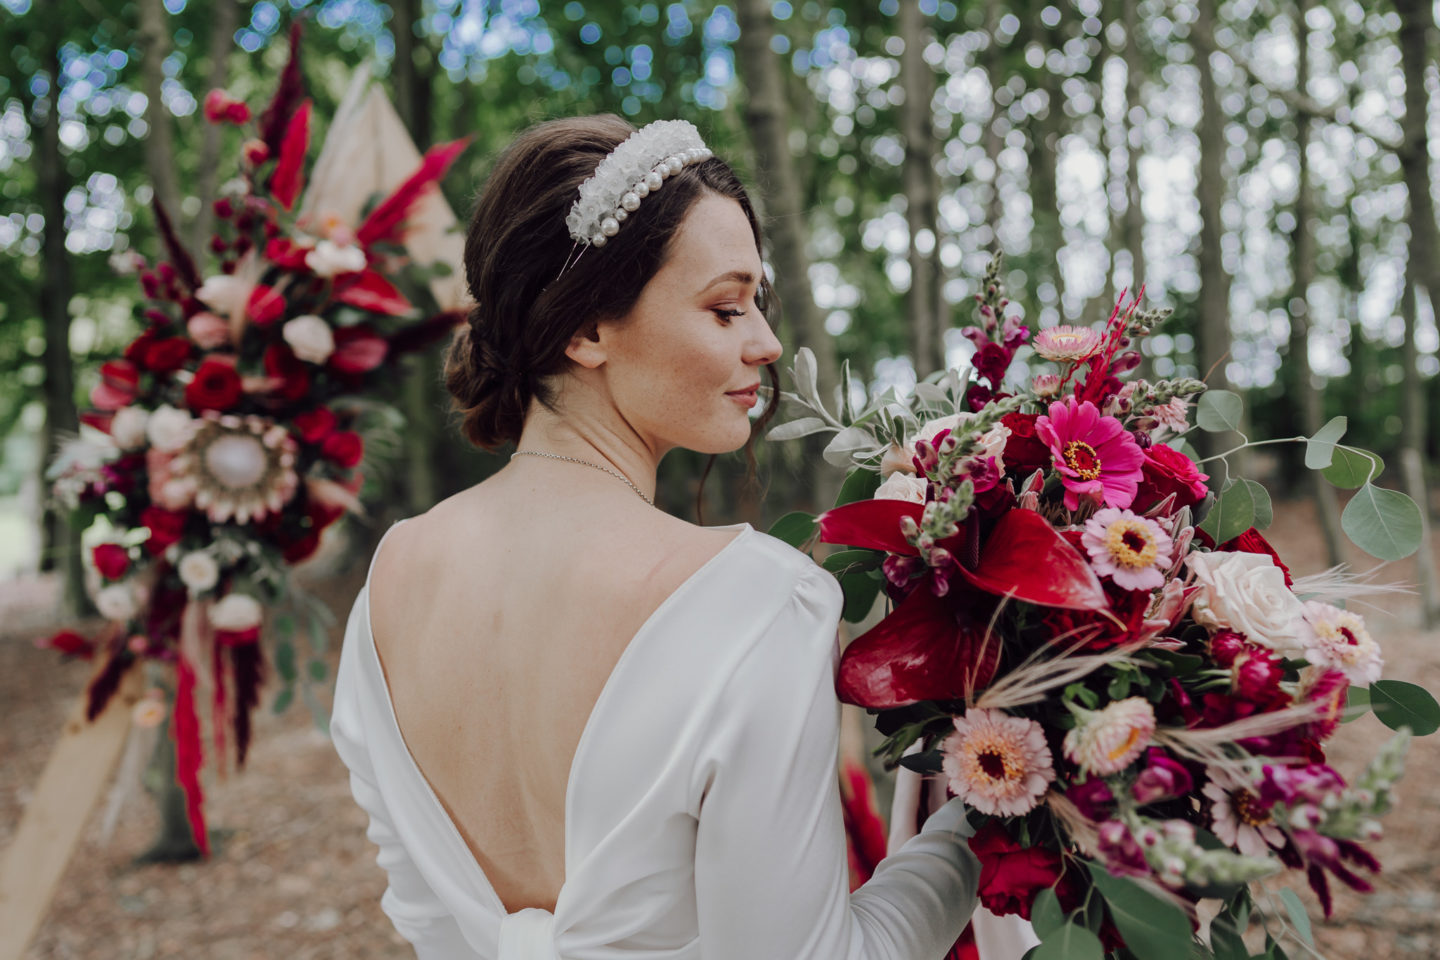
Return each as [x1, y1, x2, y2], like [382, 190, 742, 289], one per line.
[734, 0, 840, 510]
[900, 0, 939, 376]
[1393, 0, 1438, 626]
[1191, 0, 1237, 468]
[1283, 0, 1345, 566]
[982, 0, 1006, 247]
[1122, 0, 1147, 302]
[391, 0, 442, 512]
[190, 0, 240, 255]
[135, 0, 182, 220]
[36, 31, 88, 619]
[1026, 15, 1066, 322]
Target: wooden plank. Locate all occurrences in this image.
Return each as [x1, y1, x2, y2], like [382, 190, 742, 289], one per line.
[0, 658, 143, 960]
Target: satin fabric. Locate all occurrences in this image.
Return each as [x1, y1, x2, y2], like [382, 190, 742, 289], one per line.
[332, 519, 981, 959]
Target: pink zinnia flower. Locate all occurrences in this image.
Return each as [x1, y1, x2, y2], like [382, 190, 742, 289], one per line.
[1082, 507, 1174, 591]
[1032, 324, 1103, 362]
[1035, 398, 1147, 511]
[942, 708, 1055, 817]
[1063, 697, 1155, 775]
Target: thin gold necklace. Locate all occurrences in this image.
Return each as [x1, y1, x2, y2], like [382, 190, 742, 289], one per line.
[510, 450, 654, 506]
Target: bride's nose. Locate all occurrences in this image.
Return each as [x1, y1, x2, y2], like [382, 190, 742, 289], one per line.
[744, 316, 783, 367]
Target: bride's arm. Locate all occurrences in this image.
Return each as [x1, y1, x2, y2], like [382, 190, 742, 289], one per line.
[692, 563, 979, 960]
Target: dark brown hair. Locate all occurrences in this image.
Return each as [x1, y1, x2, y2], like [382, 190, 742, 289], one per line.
[444, 114, 779, 513]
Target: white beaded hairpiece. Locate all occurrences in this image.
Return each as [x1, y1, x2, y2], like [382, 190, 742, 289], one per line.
[564, 119, 713, 251]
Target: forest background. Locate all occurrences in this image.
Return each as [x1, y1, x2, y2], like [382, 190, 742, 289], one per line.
[3, 0, 1440, 956]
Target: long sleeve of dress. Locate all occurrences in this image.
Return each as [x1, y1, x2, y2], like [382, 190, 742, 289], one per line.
[691, 562, 980, 960]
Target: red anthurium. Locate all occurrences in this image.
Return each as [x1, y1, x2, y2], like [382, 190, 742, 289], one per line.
[270, 98, 311, 211]
[246, 284, 286, 326]
[92, 543, 131, 580]
[956, 509, 1107, 611]
[836, 585, 1001, 708]
[329, 325, 389, 374]
[36, 629, 95, 659]
[355, 137, 473, 247]
[818, 498, 923, 555]
[333, 269, 413, 316]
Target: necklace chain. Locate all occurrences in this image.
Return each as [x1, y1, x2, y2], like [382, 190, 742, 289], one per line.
[510, 450, 654, 506]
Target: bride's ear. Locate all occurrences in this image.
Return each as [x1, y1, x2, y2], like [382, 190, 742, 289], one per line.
[564, 318, 608, 369]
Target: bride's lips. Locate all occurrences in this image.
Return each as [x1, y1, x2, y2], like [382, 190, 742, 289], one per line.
[725, 383, 761, 409]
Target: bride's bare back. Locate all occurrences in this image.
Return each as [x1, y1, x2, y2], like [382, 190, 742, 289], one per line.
[367, 480, 741, 914]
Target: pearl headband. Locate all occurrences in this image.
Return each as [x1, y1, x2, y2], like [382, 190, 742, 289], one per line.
[564, 119, 712, 249]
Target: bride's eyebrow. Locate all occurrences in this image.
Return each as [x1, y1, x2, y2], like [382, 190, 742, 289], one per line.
[697, 269, 756, 294]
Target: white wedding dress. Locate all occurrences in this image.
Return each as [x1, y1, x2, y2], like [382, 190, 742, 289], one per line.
[331, 519, 981, 960]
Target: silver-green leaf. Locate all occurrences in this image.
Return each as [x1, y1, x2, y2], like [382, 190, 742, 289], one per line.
[1197, 389, 1244, 432]
[1304, 416, 1348, 470]
[1341, 483, 1422, 560]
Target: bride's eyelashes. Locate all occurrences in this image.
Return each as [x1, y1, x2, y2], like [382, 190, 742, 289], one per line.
[711, 307, 745, 324]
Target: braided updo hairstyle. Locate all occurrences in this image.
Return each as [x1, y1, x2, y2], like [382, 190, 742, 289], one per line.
[444, 114, 779, 457]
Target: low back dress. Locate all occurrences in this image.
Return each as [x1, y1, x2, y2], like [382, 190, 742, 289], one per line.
[331, 518, 980, 960]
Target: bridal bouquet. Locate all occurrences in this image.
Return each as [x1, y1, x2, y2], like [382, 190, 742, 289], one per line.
[769, 256, 1438, 958]
[39, 26, 467, 856]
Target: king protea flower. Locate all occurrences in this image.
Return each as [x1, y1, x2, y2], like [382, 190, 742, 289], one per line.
[942, 708, 1055, 816]
[1081, 508, 1174, 591]
[1036, 397, 1146, 511]
[1032, 324, 1103, 362]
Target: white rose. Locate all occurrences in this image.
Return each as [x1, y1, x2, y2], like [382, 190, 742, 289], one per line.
[282, 315, 336, 364]
[178, 551, 220, 592]
[879, 443, 915, 478]
[1186, 551, 1311, 656]
[146, 405, 196, 453]
[209, 593, 263, 631]
[96, 583, 138, 621]
[916, 413, 965, 447]
[111, 406, 150, 451]
[196, 273, 251, 317]
[305, 239, 367, 278]
[874, 471, 928, 503]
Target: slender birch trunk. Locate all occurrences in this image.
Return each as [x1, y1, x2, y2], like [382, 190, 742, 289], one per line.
[900, 0, 939, 375]
[135, 0, 182, 220]
[190, 0, 240, 255]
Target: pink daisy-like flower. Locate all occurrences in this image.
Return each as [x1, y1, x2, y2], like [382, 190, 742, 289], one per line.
[1082, 508, 1174, 591]
[1301, 601, 1383, 685]
[1152, 397, 1189, 434]
[1035, 397, 1147, 511]
[1032, 324, 1103, 362]
[1063, 697, 1156, 775]
[942, 708, 1055, 817]
[1203, 767, 1284, 856]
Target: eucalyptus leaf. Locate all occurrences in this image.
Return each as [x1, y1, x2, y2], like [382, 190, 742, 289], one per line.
[275, 638, 297, 684]
[838, 568, 882, 622]
[823, 426, 879, 467]
[1030, 887, 1064, 938]
[834, 467, 883, 507]
[768, 511, 817, 549]
[1303, 416, 1347, 470]
[1279, 888, 1312, 945]
[1086, 862, 1193, 957]
[307, 658, 328, 682]
[271, 686, 294, 714]
[1343, 685, 1370, 722]
[767, 417, 831, 442]
[1032, 922, 1103, 960]
[1197, 389, 1244, 432]
[1198, 478, 1271, 543]
[1322, 446, 1384, 488]
[1341, 484, 1423, 560]
[822, 548, 883, 575]
[1369, 680, 1440, 736]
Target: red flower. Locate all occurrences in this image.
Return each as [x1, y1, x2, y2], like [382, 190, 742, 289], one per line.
[1219, 527, 1293, 588]
[1035, 397, 1146, 511]
[321, 430, 364, 468]
[1067, 777, 1115, 821]
[90, 359, 140, 411]
[246, 284, 286, 326]
[92, 543, 131, 580]
[140, 505, 188, 555]
[293, 406, 337, 444]
[263, 343, 311, 402]
[203, 89, 251, 125]
[142, 336, 192, 373]
[1133, 443, 1209, 513]
[329, 324, 389, 374]
[243, 138, 270, 166]
[264, 237, 313, 270]
[1000, 412, 1051, 477]
[185, 358, 243, 411]
[36, 629, 94, 659]
[968, 822, 1065, 920]
[124, 327, 159, 364]
[1305, 669, 1350, 741]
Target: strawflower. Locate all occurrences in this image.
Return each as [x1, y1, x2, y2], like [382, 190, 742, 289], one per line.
[1032, 324, 1103, 362]
[1063, 696, 1156, 776]
[942, 708, 1055, 817]
[1302, 601, 1383, 685]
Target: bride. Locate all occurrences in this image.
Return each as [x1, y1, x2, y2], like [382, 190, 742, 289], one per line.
[330, 114, 983, 959]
